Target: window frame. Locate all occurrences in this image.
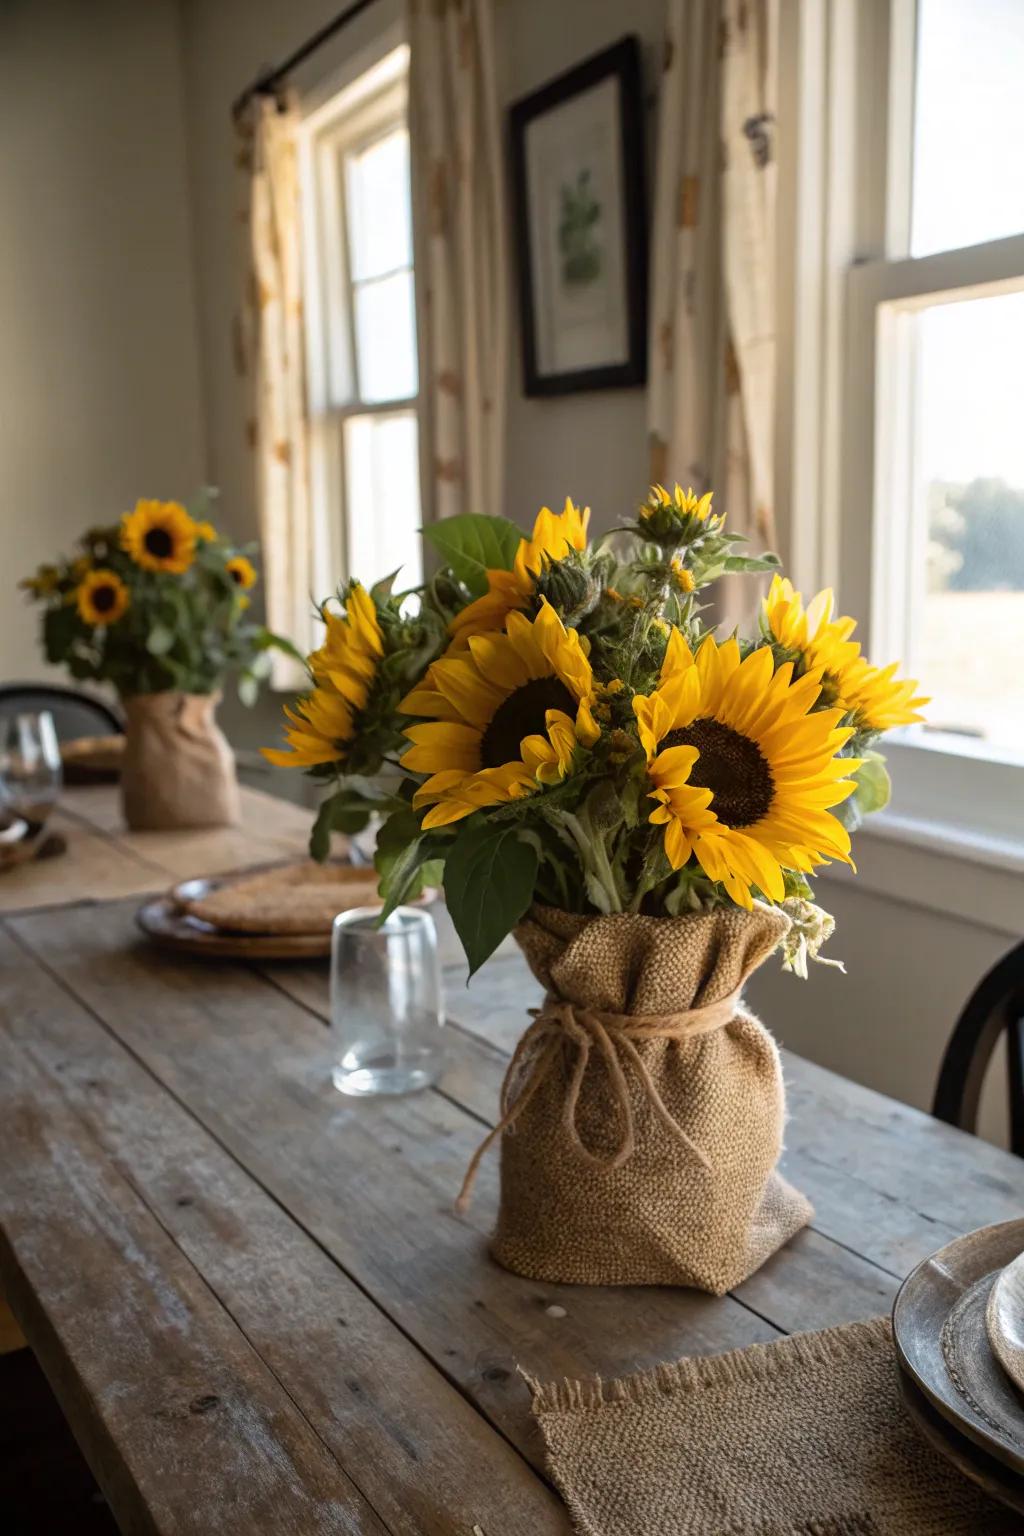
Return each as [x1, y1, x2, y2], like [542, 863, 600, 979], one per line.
[297, 47, 420, 596]
[780, 0, 1024, 863]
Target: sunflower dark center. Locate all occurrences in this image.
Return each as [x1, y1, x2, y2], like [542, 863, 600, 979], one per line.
[144, 527, 174, 558]
[480, 676, 576, 768]
[229, 565, 244, 584]
[91, 584, 117, 613]
[660, 717, 774, 828]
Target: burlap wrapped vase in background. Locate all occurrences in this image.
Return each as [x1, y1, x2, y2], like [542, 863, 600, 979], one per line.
[462, 902, 811, 1294]
[121, 692, 241, 832]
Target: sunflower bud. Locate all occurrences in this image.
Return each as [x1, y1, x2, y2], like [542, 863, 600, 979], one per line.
[637, 483, 721, 543]
[534, 551, 601, 625]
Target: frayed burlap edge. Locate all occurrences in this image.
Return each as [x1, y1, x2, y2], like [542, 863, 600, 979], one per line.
[525, 1317, 889, 1416]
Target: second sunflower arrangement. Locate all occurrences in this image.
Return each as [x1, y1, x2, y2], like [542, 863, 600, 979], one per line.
[266, 487, 926, 975]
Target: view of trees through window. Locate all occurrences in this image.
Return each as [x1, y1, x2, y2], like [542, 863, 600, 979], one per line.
[924, 474, 1024, 757]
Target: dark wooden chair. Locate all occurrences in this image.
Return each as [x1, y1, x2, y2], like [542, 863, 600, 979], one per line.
[933, 939, 1024, 1155]
[0, 683, 123, 742]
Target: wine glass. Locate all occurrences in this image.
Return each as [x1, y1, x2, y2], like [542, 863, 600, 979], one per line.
[330, 905, 445, 1095]
[0, 712, 63, 836]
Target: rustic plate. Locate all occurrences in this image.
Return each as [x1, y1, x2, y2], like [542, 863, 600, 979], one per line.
[137, 865, 375, 961]
[893, 1218, 1024, 1477]
[136, 867, 436, 961]
[897, 1364, 1024, 1516]
[136, 888, 335, 959]
[988, 1248, 1024, 1397]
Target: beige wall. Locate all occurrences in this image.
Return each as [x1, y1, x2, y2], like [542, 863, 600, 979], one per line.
[0, 0, 204, 680]
[498, 0, 664, 530]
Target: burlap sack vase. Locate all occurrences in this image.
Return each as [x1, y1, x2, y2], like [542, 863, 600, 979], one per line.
[480, 902, 812, 1294]
[121, 692, 241, 832]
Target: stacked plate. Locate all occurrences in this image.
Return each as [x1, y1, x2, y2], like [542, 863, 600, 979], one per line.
[894, 1218, 1024, 1514]
[136, 860, 385, 959]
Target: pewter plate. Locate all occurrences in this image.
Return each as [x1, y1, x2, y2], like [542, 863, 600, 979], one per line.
[893, 1218, 1024, 1478]
[988, 1247, 1024, 1397]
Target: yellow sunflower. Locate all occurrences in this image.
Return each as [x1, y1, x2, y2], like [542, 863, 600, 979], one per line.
[226, 555, 257, 591]
[262, 584, 383, 769]
[194, 520, 218, 542]
[450, 498, 590, 641]
[76, 568, 130, 626]
[639, 483, 723, 539]
[633, 629, 859, 908]
[401, 599, 600, 828]
[644, 483, 717, 522]
[20, 564, 60, 597]
[121, 499, 197, 574]
[764, 576, 927, 733]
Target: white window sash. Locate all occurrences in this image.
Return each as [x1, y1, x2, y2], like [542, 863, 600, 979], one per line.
[780, 0, 1024, 851]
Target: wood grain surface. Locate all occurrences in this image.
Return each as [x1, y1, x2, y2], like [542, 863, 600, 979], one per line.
[1, 784, 1023, 1533]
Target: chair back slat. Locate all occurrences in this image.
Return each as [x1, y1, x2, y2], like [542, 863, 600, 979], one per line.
[0, 684, 123, 742]
[933, 939, 1024, 1158]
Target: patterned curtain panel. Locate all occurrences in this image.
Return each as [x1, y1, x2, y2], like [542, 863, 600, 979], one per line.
[648, 0, 778, 625]
[237, 95, 312, 688]
[407, 0, 509, 522]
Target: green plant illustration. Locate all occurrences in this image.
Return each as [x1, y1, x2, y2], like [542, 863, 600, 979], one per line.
[558, 168, 602, 286]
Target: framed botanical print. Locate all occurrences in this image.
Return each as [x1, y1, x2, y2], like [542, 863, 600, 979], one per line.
[509, 36, 648, 397]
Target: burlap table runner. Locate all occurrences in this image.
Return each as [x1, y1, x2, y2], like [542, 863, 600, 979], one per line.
[529, 1317, 1018, 1535]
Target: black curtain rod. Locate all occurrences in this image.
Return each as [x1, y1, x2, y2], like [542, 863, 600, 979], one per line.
[232, 0, 382, 120]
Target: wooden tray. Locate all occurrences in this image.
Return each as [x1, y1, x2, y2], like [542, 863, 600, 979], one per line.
[136, 867, 379, 961]
[893, 1218, 1024, 1478]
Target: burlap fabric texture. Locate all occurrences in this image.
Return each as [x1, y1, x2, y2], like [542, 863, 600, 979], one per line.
[528, 1317, 1017, 1536]
[121, 692, 241, 831]
[462, 902, 812, 1293]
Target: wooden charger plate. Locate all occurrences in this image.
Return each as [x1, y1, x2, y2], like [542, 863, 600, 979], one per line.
[893, 1217, 1024, 1479]
[136, 864, 383, 961]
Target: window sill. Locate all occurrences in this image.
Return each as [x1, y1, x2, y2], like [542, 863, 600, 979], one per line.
[864, 810, 1024, 877]
[817, 810, 1024, 941]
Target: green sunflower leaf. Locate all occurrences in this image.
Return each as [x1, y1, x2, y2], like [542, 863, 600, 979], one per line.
[309, 790, 374, 861]
[444, 818, 538, 976]
[851, 751, 891, 818]
[422, 514, 523, 596]
[722, 552, 782, 574]
[375, 809, 448, 922]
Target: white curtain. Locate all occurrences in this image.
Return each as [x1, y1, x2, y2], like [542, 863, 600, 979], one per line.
[407, 0, 509, 521]
[648, 0, 779, 624]
[237, 94, 313, 687]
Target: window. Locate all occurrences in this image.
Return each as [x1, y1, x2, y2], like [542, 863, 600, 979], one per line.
[809, 0, 1024, 846]
[299, 46, 422, 596]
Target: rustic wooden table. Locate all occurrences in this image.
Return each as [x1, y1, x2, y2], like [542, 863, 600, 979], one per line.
[1, 784, 1022, 1534]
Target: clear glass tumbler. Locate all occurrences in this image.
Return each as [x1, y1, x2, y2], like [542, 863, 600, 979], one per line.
[0, 711, 62, 834]
[330, 905, 444, 1096]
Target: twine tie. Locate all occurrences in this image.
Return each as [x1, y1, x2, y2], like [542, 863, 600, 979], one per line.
[456, 986, 742, 1212]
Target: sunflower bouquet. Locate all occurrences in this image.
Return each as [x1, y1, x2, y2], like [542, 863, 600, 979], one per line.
[267, 487, 924, 1294]
[21, 494, 280, 702]
[23, 493, 290, 830]
[266, 487, 924, 975]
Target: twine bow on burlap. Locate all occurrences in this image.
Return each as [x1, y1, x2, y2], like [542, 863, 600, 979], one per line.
[455, 987, 743, 1212]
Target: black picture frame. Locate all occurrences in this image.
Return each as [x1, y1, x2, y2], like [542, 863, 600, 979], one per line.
[509, 35, 648, 398]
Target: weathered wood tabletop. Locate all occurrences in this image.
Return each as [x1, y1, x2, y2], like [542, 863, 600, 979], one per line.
[1, 784, 1022, 1534]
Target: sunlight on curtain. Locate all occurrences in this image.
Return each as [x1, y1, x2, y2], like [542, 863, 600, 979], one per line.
[237, 95, 312, 688]
[407, 0, 509, 522]
[648, 0, 778, 626]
